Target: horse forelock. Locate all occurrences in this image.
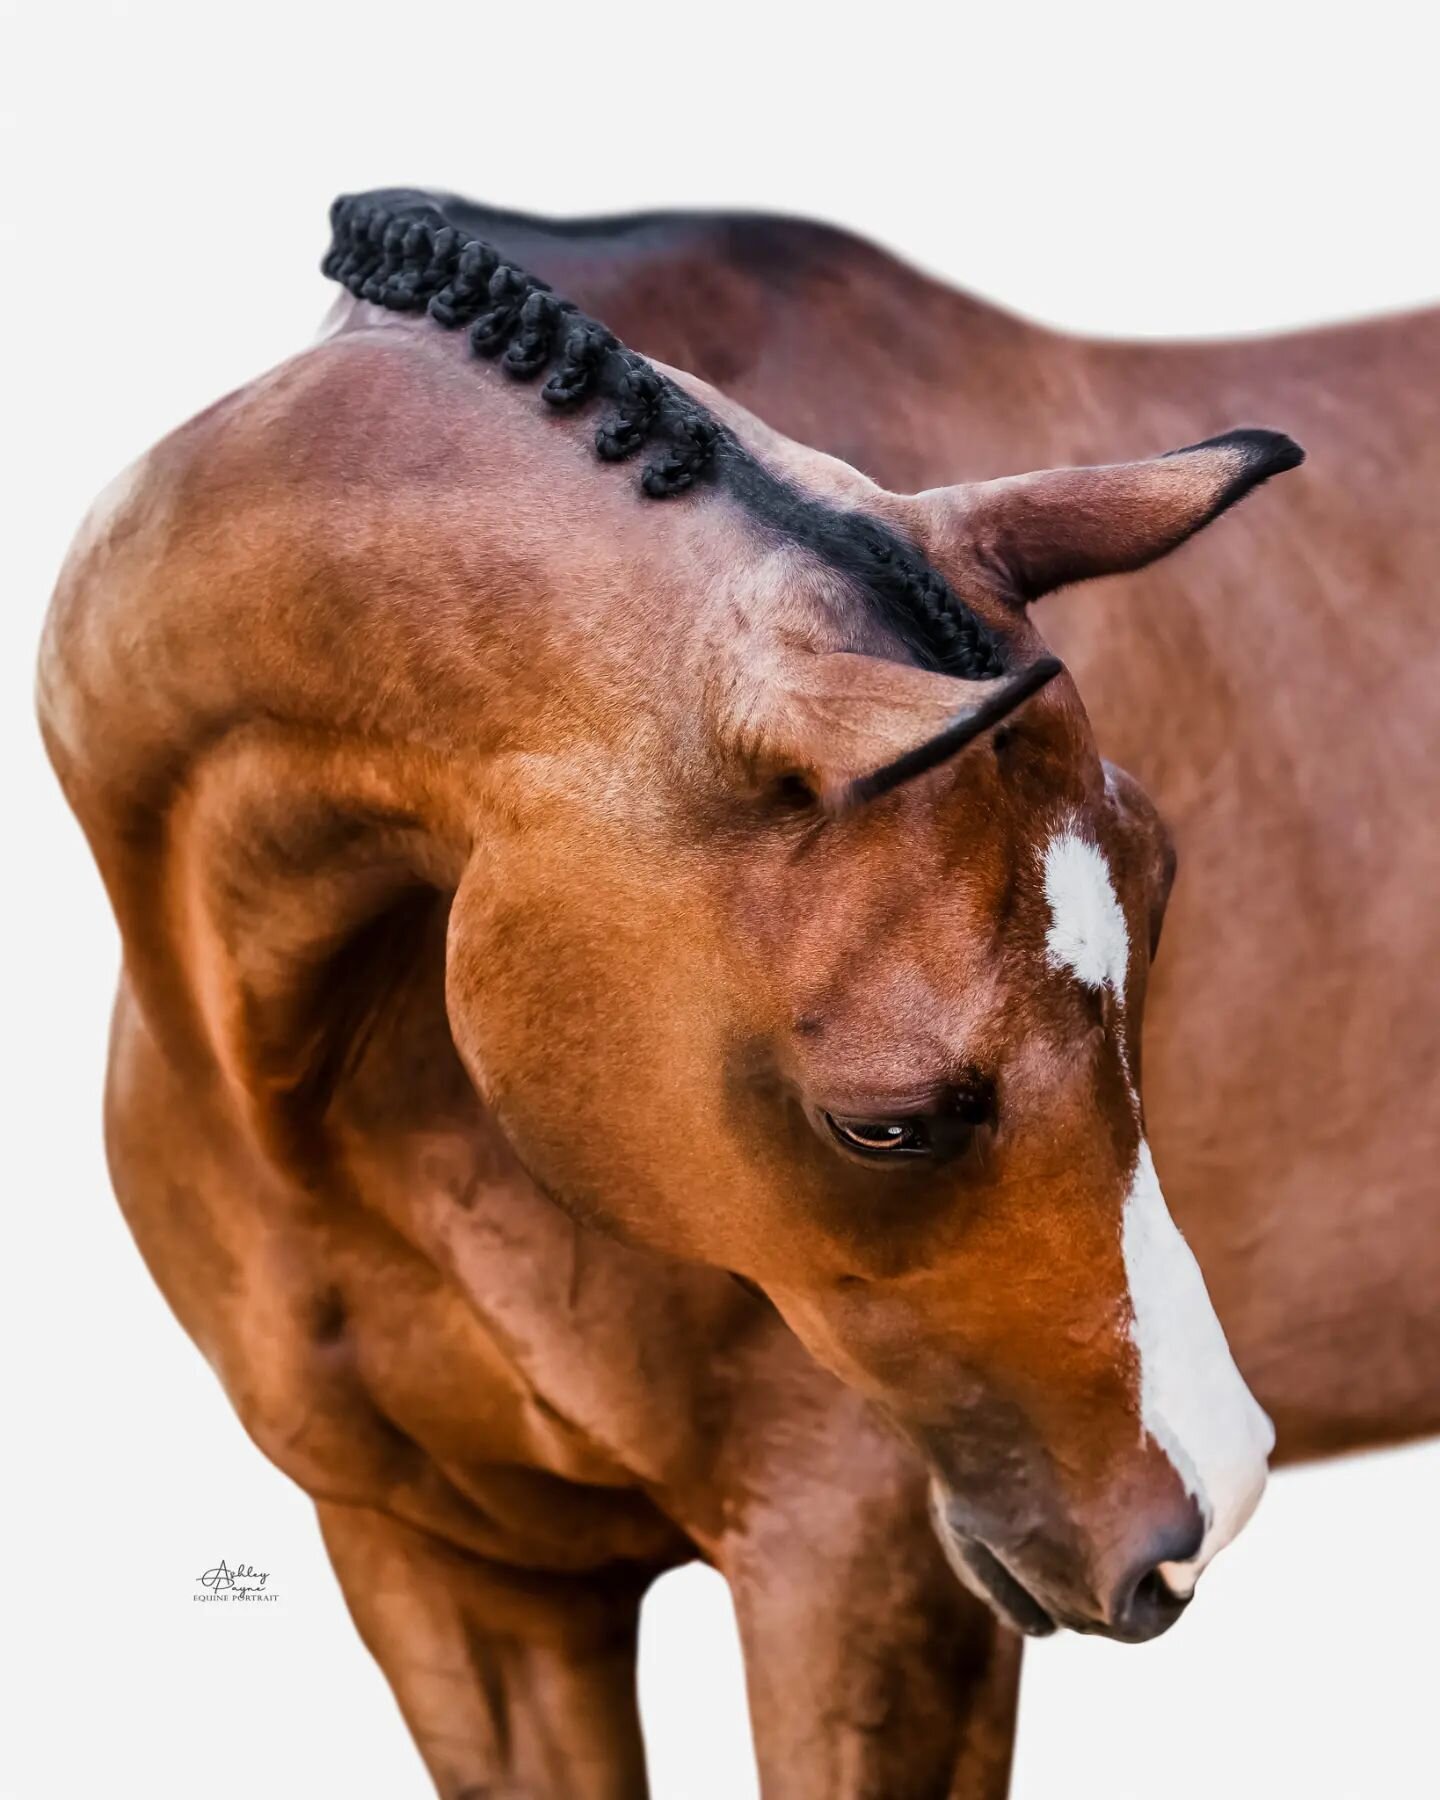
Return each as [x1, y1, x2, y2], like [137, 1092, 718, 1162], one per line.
[323, 189, 1011, 684]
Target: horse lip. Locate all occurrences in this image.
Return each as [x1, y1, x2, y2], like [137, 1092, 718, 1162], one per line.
[953, 1535, 1059, 1638]
[928, 1489, 1058, 1638]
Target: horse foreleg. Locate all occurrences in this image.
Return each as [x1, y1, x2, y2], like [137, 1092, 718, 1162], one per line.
[317, 1501, 650, 1800]
[722, 1479, 1022, 1799]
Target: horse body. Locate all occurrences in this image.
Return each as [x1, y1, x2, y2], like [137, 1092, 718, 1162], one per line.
[452, 200, 1440, 1463]
[50, 316, 1020, 1795]
[42, 292, 1062, 1795]
[37, 191, 1395, 1796]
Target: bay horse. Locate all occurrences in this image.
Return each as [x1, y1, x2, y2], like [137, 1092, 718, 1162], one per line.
[41, 188, 1327, 1798]
[441, 193, 1440, 1466]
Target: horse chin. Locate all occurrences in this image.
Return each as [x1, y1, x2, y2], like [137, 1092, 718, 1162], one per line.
[927, 1487, 1057, 1638]
[948, 1533, 1059, 1638]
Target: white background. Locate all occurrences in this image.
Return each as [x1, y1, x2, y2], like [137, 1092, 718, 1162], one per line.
[4, 4, 1437, 1795]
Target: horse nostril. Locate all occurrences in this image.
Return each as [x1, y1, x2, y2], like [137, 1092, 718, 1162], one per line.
[1109, 1521, 1203, 1642]
[1116, 1566, 1190, 1641]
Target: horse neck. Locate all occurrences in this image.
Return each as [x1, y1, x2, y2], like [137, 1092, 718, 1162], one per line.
[40, 344, 703, 1119]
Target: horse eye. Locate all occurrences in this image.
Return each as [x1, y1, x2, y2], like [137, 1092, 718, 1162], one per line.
[824, 1114, 932, 1157]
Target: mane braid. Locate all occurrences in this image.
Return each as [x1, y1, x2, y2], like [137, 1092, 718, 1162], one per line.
[322, 190, 1008, 680]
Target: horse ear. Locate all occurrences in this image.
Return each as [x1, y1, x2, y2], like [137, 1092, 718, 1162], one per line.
[714, 648, 1063, 810]
[927, 428, 1304, 605]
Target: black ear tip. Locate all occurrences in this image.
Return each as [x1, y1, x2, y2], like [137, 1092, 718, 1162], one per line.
[842, 654, 1065, 810]
[1175, 426, 1306, 477]
[1224, 427, 1306, 475]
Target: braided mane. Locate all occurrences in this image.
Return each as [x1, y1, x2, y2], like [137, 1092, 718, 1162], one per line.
[323, 190, 1007, 681]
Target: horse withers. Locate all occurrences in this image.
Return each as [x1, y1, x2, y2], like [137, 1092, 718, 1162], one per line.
[38, 190, 1302, 1796]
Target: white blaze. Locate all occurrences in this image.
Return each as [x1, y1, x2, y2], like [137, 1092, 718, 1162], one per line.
[1041, 826, 1274, 1592]
[1043, 830, 1130, 994]
[1123, 1142, 1274, 1590]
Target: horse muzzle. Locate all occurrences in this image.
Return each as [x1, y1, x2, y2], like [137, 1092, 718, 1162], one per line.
[928, 1480, 1205, 1644]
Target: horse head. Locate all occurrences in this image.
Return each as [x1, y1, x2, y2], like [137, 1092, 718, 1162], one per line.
[330, 197, 1301, 1642]
[443, 422, 1299, 1641]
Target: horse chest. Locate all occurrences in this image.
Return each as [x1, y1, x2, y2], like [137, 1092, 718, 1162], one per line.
[107, 988, 695, 1570]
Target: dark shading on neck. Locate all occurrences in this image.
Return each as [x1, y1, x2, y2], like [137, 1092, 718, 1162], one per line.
[323, 190, 1007, 680]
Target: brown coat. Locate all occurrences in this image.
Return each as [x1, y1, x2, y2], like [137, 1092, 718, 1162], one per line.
[465, 199, 1440, 1461]
[37, 196, 1437, 1797]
